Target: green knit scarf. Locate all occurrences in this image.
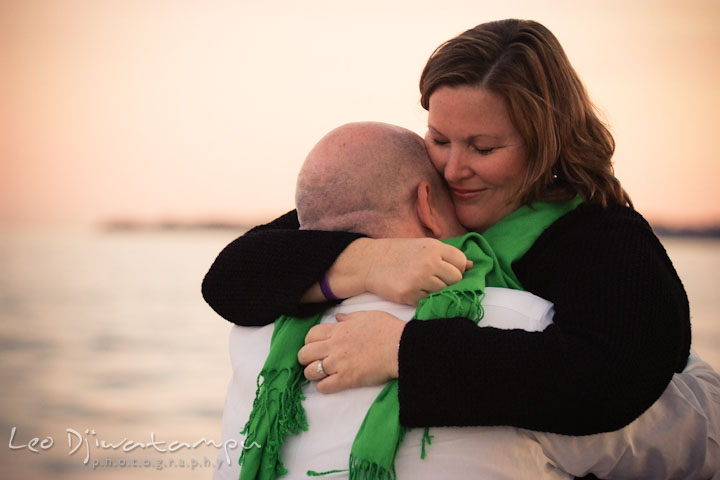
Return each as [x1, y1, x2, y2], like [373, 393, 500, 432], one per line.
[238, 197, 581, 480]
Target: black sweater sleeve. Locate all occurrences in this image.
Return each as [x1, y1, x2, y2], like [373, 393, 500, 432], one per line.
[201, 210, 365, 325]
[397, 204, 691, 435]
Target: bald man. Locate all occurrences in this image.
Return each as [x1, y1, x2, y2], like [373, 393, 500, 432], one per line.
[213, 123, 720, 479]
[295, 121, 464, 239]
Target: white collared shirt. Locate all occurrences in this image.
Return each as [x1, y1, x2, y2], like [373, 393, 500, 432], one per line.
[214, 289, 720, 479]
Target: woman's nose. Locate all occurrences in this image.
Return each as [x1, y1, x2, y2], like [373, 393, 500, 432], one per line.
[443, 147, 473, 183]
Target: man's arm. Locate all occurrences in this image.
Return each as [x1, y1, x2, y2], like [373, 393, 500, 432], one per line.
[530, 350, 720, 478]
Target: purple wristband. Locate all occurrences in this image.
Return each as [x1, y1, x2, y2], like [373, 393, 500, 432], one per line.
[320, 272, 342, 301]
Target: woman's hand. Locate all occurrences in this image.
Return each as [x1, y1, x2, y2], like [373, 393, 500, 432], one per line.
[318, 237, 471, 305]
[297, 310, 406, 393]
[365, 238, 471, 304]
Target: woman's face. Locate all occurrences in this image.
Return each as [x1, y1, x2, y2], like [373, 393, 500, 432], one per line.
[425, 85, 528, 233]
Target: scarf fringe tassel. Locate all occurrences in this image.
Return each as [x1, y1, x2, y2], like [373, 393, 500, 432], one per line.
[238, 367, 309, 477]
[418, 290, 485, 324]
[349, 455, 397, 480]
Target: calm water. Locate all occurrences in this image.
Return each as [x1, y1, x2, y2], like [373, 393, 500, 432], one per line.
[0, 229, 718, 479]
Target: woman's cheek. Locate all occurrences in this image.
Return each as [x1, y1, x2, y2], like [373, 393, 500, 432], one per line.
[427, 146, 446, 173]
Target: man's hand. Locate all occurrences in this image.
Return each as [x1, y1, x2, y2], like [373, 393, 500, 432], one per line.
[298, 310, 406, 393]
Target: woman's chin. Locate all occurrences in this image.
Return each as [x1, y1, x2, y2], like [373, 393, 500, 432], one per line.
[456, 210, 490, 233]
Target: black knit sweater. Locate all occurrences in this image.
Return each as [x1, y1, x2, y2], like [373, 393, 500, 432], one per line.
[202, 204, 691, 435]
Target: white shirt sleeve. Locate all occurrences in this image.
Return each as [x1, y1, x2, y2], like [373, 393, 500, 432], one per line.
[529, 349, 720, 479]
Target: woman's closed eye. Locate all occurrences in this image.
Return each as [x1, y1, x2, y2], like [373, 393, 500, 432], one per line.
[472, 146, 497, 155]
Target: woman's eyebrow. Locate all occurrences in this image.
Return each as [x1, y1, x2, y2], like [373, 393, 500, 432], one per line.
[469, 133, 501, 141]
[428, 125, 501, 142]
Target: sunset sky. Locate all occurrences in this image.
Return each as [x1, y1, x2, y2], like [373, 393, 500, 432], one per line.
[2, 0, 719, 228]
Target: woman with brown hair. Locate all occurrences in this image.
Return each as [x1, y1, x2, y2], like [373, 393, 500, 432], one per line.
[203, 19, 690, 436]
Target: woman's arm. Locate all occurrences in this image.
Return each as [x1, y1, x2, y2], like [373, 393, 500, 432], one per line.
[201, 210, 365, 325]
[201, 210, 470, 326]
[397, 204, 690, 434]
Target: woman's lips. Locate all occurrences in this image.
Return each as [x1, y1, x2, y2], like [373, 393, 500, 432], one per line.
[451, 187, 486, 200]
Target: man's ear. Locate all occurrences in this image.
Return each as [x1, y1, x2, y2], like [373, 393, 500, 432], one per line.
[416, 181, 443, 239]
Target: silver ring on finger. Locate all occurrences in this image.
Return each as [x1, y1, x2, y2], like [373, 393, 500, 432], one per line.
[316, 359, 327, 377]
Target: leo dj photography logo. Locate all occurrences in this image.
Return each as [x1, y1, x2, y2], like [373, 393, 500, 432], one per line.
[8, 426, 259, 470]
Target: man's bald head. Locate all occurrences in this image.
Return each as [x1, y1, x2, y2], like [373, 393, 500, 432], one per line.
[295, 122, 452, 238]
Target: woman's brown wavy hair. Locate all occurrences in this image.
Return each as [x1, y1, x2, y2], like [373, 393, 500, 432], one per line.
[420, 19, 632, 207]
